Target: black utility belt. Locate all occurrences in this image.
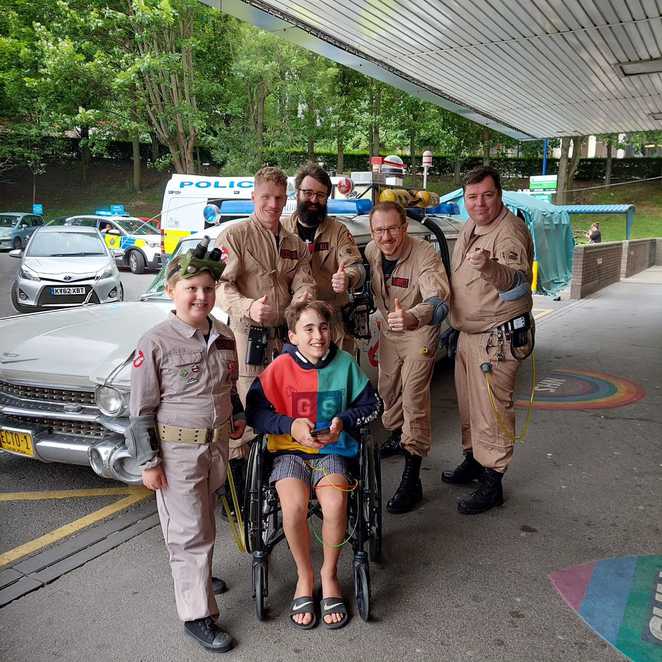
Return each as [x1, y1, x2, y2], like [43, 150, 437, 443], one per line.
[494, 312, 531, 335]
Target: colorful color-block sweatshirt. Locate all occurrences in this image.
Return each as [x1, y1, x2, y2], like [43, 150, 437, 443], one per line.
[245, 343, 381, 457]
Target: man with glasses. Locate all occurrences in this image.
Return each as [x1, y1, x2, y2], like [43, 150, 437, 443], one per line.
[365, 201, 450, 514]
[215, 166, 316, 463]
[282, 163, 365, 352]
[442, 166, 533, 514]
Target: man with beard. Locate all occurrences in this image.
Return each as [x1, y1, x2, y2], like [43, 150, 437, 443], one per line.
[281, 163, 365, 352]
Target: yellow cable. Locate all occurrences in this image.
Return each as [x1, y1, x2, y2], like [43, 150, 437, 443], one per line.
[221, 464, 246, 553]
[483, 350, 536, 444]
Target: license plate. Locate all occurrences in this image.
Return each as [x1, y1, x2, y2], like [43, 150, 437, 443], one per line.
[50, 287, 86, 295]
[0, 427, 34, 457]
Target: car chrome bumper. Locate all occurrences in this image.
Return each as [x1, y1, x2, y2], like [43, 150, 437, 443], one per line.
[0, 392, 141, 484]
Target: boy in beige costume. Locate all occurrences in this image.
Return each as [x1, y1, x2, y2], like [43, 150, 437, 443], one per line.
[365, 201, 450, 514]
[443, 166, 534, 514]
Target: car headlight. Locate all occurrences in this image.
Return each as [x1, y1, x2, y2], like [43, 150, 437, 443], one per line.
[96, 385, 128, 417]
[96, 264, 117, 279]
[19, 265, 41, 281]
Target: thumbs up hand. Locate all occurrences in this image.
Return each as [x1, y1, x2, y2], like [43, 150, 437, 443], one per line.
[387, 297, 417, 332]
[249, 295, 274, 325]
[331, 263, 350, 294]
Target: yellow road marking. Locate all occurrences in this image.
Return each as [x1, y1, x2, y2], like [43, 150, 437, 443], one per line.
[532, 308, 553, 320]
[0, 488, 152, 568]
[0, 487, 147, 502]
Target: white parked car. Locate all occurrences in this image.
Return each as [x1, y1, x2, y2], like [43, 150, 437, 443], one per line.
[9, 225, 123, 313]
[0, 214, 461, 484]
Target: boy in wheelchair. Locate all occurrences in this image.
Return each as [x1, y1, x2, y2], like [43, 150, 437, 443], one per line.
[246, 300, 380, 630]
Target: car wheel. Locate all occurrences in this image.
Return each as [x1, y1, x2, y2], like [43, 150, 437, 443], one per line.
[12, 237, 22, 250]
[10, 281, 32, 313]
[128, 250, 146, 274]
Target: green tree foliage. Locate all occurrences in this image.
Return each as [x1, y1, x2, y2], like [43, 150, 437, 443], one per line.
[1, 1, 551, 182]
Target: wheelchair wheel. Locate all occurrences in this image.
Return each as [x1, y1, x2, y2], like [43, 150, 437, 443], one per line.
[368, 443, 383, 562]
[361, 435, 382, 562]
[243, 439, 264, 554]
[252, 556, 268, 621]
[353, 553, 371, 622]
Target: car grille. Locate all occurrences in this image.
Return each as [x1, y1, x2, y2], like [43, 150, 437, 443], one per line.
[0, 380, 95, 406]
[37, 286, 100, 306]
[3, 413, 106, 438]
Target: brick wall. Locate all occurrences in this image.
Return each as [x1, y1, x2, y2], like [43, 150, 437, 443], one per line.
[570, 239, 658, 298]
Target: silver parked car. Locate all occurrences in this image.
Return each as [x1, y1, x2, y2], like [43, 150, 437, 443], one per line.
[9, 225, 123, 313]
[0, 212, 45, 250]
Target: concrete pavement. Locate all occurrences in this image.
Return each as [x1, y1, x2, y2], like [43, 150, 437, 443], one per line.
[1, 268, 661, 662]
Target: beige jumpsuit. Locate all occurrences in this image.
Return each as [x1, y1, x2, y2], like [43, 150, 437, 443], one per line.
[450, 206, 534, 472]
[365, 235, 450, 457]
[130, 313, 240, 622]
[282, 212, 365, 353]
[215, 216, 316, 456]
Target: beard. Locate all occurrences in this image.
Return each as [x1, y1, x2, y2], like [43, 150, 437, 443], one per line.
[297, 198, 327, 226]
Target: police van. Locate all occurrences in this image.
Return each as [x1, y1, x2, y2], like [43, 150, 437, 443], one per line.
[159, 173, 364, 255]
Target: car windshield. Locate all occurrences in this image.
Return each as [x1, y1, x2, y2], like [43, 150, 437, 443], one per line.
[0, 215, 18, 228]
[142, 237, 200, 298]
[115, 219, 159, 235]
[27, 232, 107, 257]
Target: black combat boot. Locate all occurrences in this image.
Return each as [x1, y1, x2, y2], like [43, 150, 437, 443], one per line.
[380, 428, 403, 458]
[386, 450, 423, 514]
[441, 451, 483, 485]
[457, 468, 504, 515]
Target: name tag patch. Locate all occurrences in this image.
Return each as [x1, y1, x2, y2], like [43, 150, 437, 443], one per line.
[315, 241, 329, 252]
[391, 276, 409, 288]
[215, 336, 236, 351]
[280, 248, 298, 259]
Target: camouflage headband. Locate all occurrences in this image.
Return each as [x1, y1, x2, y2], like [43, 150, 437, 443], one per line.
[167, 237, 225, 282]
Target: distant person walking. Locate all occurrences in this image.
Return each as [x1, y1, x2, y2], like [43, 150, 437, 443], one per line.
[586, 222, 601, 243]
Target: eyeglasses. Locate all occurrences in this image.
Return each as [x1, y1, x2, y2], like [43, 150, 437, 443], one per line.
[298, 188, 328, 202]
[372, 224, 406, 237]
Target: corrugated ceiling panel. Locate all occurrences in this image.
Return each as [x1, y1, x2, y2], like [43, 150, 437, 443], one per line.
[219, 0, 662, 137]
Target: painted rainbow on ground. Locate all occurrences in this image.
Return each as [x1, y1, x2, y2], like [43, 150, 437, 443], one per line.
[515, 369, 645, 410]
[550, 555, 662, 661]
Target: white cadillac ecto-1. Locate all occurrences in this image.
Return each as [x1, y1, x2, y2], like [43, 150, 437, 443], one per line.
[0, 211, 460, 484]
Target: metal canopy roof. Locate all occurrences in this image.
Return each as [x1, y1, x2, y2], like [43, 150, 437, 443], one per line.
[205, 1, 662, 140]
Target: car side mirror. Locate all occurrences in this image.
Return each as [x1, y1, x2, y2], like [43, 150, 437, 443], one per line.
[9, 249, 22, 258]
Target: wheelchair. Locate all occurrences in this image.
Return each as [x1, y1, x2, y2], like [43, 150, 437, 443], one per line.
[242, 426, 382, 622]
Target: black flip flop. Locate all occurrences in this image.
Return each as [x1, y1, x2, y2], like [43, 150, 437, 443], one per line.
[320, 596, 349, 630]
[289, 596, 318, 630]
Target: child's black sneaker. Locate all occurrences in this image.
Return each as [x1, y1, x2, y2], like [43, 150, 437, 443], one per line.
[184, 617, 233, 652]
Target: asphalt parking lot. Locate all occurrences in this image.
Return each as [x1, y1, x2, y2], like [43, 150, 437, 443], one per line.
[1, 250, 661, 661]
